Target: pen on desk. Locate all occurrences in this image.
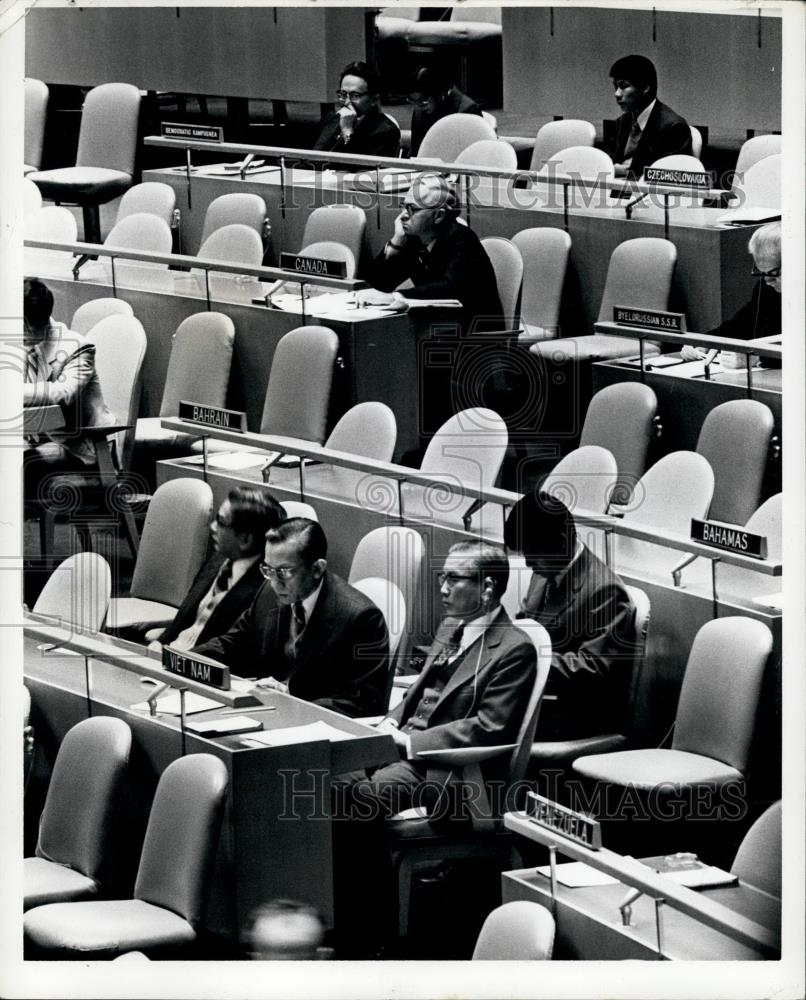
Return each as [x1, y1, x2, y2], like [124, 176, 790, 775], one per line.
[217, 706, 276, 715]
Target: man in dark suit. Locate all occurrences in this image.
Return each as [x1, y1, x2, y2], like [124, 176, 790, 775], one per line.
[408, 64, 482, 157]
[313, 61, 400, 158]
[194, 518, 389, 718]
[148, 486, 285, 652]
[504, 491, 636, 740]
[608, 54, 692, 179]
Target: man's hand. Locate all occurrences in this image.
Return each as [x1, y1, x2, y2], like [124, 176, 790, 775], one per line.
[253, 676, 289, 694]
[338, 104, 357, 140]
[681, 345, 707, 361]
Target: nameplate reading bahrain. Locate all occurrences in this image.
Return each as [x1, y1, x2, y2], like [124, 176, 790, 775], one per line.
[279, 253, 347, 279]
[162, 645, 230, 690]
[526, 791, 602, 850]
[613, 305, 686, 333]
[644, 167, 715, 189]
[178, 400, 247, 432]
[161, 122, 223, 143]
[690, 519, 768, 559]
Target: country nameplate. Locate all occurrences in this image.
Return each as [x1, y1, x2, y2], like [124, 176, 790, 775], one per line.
[614, 306, 686, 332]
[279, 253, 347, 278]
[691, 519, 768, 559]
[161, 122, 223, 143]
[162, 645, 230, 690]
[644, 167, 715, 188]
[525, 791, 602, 850]
[179, 401, 247, 432]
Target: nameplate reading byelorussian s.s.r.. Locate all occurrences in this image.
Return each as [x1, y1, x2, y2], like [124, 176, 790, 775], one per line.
[525, 791, 602, 850]
[691, 519, 768, 559]
[161, 122, 223, 143]
[613, 306, 686, 332]
[178, 401, 247, 432]
[279, 253, 347, 278]
[162, 645, 230, 690]
[644, 167, 715, 188]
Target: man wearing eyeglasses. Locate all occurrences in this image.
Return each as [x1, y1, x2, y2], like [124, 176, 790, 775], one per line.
[313, 61, 401, 157]
[682, 221, 782, 369]
[407, 64, 481, 157]
[193, 518, 389, 718]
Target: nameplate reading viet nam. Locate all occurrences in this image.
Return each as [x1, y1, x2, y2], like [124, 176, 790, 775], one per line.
[691, 519, 768, 559]
[161, 122, 223, 143]
[613, 306, 686, 333]
[179, 401, 247, 432]
[644, 167, 715, 189]
[162, 645, 230, 690]
[525, 791, 602, 850]
[279, 253, 347, 279]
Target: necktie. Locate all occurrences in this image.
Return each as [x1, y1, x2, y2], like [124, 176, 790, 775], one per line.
[431, 619, 465, 671]
[25, 346, 40, 383]
[284, 601, 307, 662]
[623, 116, 642, 160]
[214, 560, 233, 593]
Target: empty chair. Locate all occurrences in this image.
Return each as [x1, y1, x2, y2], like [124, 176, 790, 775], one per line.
[731, 800, 781, 898]
[24, 177, 43, 217]
[32, 553, 112, 633]
[352, 576, 407, 663]
[29, 82, 141, 243]
[24, 717, 132, 910]
[689, 126, 704, 160]
[541, 445, 618, 514]
[455, 139, 517, 170]
[473, 901, 556, 960]
[733, 135, 782, 193]
[280, 500, 318, 521]
[529, 119, 596, 172]
[196, 223, 264, 267]
[647, 153, 706, 174]
[298, 241, 356, 278]
[116, 182, 177, 229]
[199, 192, 268, 249]
[105, 479, 213, 632]
[102, 213, 173, 287]
[24, 754, 229, 959]
[300, 205, 366, 271]
[417, 112, 498, 163]
[480, 236, 523, 324]
[481, 110, 498, 133]
[70, 297, 134, 336]
[25, 205, 78, 242]
[733, 153, 781, 210]
[511, 228, 571, 343]
[305, 402, 397, 502]
[24, 78, 49, 175]
[536, 146, 615, 210]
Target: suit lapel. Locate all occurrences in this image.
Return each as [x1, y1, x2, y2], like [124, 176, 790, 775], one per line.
[438, 608, 506, 702]
[292, 573, 334, 668]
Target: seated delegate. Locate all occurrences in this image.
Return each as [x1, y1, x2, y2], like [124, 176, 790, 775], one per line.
[407, 64, 482, 157]
[313, 61, 401, 158]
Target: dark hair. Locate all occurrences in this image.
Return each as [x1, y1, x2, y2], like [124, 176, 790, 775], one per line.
[340, 61, 381, 97]
[228, 487, 285, 547]
[448, 540, 510, 599]
[503, 491, 577, 562]
[24, 278, 54, 328]
[410, 64, 453, 97]
[266, 517, 327, 565]
[609, 54, 658, 98]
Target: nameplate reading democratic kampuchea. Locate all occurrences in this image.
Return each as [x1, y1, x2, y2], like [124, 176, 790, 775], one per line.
[161, 122, 223, 143]
[691, 519, 768, 559]
[525, 791, 602, 850]
[614, 306, 686, 333]
[179, 401, 247, 432]
[162, 646, 230, 690]
[644, 167, 715, 189]
[279, 253, 347, 279]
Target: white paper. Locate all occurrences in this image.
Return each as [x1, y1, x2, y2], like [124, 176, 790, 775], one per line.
[240, 720, 355, 746]
[131, 690, 223, 716]
[536, 861, 620, 888]
[205, 451, 269, 470]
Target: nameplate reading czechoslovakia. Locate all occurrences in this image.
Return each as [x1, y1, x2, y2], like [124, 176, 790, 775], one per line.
[613, 306, 686, 333]
[644, 166, 715, 188]
[161, 122, 223, 143]
[162, 646, 230, 690]
[179, 401, 247, 432]
[526, 791, 602, 850]
[691, 519, 768, 559]
[279, 253, 347, 279]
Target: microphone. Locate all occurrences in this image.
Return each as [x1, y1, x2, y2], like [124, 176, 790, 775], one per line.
[702, 347, 719, 380]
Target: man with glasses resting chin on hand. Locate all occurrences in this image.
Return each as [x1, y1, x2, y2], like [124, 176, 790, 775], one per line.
[313, 61, 400, 157]
[192, 518, 389, 718]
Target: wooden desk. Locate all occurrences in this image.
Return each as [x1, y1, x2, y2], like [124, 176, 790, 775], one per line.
[24, 629, 396, 941]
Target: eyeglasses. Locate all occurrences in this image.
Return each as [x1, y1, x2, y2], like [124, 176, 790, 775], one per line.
[259, 563, 300, 581]
[403, 202, 432, 215]
[407, 96, 431, 108]
[336, 90, 369, 103]
[437, 572, 478, 588]
[751, 265, 781, 278]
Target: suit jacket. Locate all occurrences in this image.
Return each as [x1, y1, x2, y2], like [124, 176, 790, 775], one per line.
[410, 88, 482, 156]
[158, 554, 268, 648]
[611, 100, 692, 180]
[313, 108, 401, 158]
[194, 571, 389, 718]
[708, 281, 782, 369]
[519, 546, 636, 740]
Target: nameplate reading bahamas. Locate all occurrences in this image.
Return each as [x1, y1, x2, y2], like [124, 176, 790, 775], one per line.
[280, 253, 347, 279]
[691, 519, 768, 559]
[526, 792, 602, 849]
[614, 306, 686, 333]
[179, 401, 247, 432]
[162, 646, 230, 690]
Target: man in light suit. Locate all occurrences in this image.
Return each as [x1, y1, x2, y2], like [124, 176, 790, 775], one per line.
[194, 518, 389, 718]
[608, 54, 692, 179]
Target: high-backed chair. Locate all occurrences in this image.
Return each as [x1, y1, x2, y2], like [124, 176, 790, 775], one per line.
[105, 479, 213, 633]
[529, 120, 596, 172]
[535, 146, 615, 209]
[24, 78, 49, 175]
[24, 717, 132, 911]
[25, 205, 78, 243]
[731, 800, 781, 898]
[540, 445, 618, 514]
[199, 192, 269, 250]
[480, 236, 523, 325]
[573, 617, 773, 798]
[473, 901, 556, 960]
[352, 577, 407, 689]
[299, 205, 366, 270]
[196, 223, 264, 267]
[455, 139, 517, 170]
[418, 113, 498, 163]
[24, 754, 229, 958]
[102, 212, 173, 287]
[29, 83, 141, 243]
[689, 126, 704, 160]
[511, 228, 571, 343]
[32, 553, 112, 633]
[733, 153, 781, 210]
[647, 153, 706, 174]
[70, 297, 134, 336]
[24, 177, 43, 217]
[733, 135, 782, 194]
[115, 182, 177, 229]
[281, 500, 319, 521]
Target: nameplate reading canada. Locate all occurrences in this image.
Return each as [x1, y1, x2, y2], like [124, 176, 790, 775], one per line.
[526, 792, 602, 850]
[644, 167, 715, 189]
[179, 401, 246, 432]
[691, 519, 768, 559]
[614, 306, 686, 332]
[279, 253, 347, 279]
[162, 646, 230, 690]
[161, 122, 223, 143]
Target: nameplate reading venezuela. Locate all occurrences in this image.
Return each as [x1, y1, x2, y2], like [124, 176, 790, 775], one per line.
[644, 167, 715, 189]
[691, 519, 768, 559]
[526, 792, 602, 850]
[162, 646, 230, 690]
[279, 253, 347, 279]
[161, 122, 223, 143]
[614, 306, 686, 333]
[179, 401, 246, 432]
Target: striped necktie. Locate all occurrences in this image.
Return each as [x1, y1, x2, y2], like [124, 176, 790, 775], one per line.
[431, 620, 466, 672]
[284, 601, 307, 662]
